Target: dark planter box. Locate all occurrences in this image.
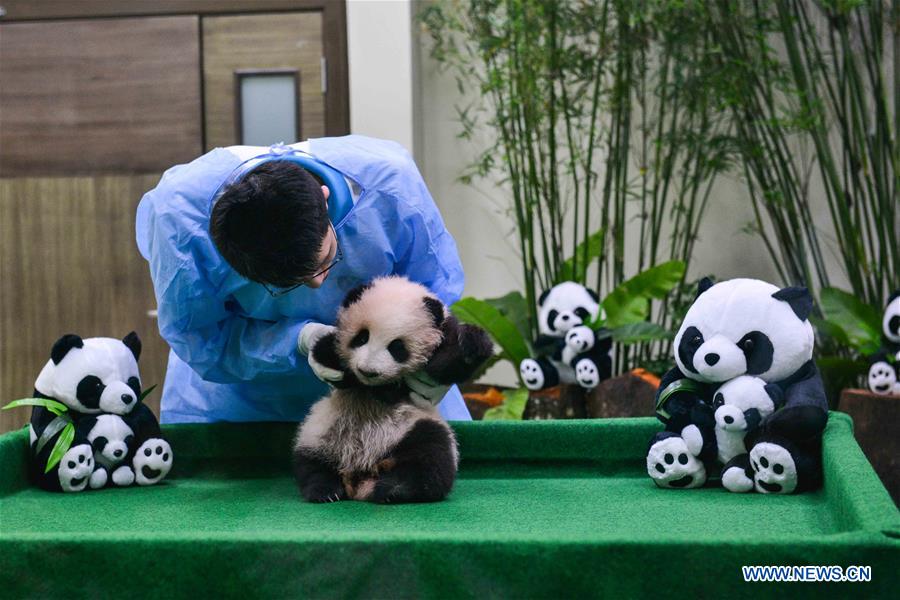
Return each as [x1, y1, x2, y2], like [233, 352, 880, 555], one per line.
[839, 388, 899, 505]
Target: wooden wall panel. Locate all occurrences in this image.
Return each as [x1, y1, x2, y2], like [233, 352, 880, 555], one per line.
[203, 12, 325, 150]
[0, 17, 202, 176]
[0, 176, 169, 434]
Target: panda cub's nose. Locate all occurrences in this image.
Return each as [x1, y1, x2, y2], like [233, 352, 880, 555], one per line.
[704, 353, 720, 366]
[121, 394, 133, 405]
[360, 369, 379, 378]
[113, 449, 123, 458]
[561, 315, 570, 321]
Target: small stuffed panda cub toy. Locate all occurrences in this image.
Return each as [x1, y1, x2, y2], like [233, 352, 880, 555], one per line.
[867, 291, 900, 396]
[29, 332, 172, 492]
[881, 290, 900, 359]
[293, 276, 493, 504]
[712, 375, 782, 464]
[519, 282, 612, 391]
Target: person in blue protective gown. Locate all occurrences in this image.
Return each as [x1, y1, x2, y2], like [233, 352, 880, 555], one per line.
[135, 136, 472, 423]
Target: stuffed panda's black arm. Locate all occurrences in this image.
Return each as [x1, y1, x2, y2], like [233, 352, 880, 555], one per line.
[425, 316, 494, 385]
[761, 364, 828, 443]
[311, 332, 361, 389]
[654, 366, 715, 429]
[532, 335, 564, 360]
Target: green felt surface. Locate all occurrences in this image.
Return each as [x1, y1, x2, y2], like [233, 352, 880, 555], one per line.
[1, 413, 898, 598]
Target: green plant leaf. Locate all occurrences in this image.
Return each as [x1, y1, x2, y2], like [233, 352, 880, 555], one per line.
[483, 291, 531, 343]
[558, 229, 606, 285]
[139, 384, 158, 403]
[482, 387, 529, 421]
[610, 322, 674, 344]
[45, 422, 75, 474]
[451, 297, 530, 365]
[2, 397, 69, 416]
[602, 261, 686, 328]
[818, 287, 882, 355]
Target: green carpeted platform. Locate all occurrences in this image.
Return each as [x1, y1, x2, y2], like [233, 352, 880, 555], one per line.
[1, 413, 898, 598]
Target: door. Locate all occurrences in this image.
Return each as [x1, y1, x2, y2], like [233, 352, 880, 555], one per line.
[0, 4, 345, 435]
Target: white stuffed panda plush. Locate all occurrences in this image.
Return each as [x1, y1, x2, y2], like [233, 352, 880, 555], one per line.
[712, 375, 782, 464]
[647, 278, 828, 494]
[28, 332, 172, 492]
[881, 290, 900, 359]
[293, 276, 493, 504]
[867, 353, 899, 396]
[518, 281, 612, 391]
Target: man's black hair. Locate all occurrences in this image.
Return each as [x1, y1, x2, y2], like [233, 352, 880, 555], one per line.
[210, 160, 330, 288]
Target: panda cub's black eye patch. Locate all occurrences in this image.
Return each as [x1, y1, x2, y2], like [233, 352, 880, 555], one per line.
[388, 339, 409, 363]
[350, 329, 369, 348]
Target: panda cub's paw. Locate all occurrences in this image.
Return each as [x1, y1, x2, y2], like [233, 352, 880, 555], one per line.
[574, 359, 600, 389]
[58, 444, 94, 492]
[112, 465, 135, 487]
[646, 435, 707, 489]
[750, 442, 797, 494]
[721, 465, 754, 493]
[133, 439, 173, 486]
[89, 467, 109, 490]
[519, 359, 545, 391]
[565, 326, 595, 353]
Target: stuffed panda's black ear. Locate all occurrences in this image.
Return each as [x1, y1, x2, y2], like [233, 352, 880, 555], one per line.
[586, 288, 600, 304]
[423, 297, 445, 328]
[341, 283, 372, 308]
[695, 277, 714, 299]
[122, 331, 142, 361]
[772, 286, 813, 321]
[51, 334, 84, 365]
[538, 289, 551, 307]
[888, 290, 900, 304]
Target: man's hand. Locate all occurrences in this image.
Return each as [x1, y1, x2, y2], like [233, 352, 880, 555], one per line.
[404, 371, 450, 407]
[298, 323, 344, 383]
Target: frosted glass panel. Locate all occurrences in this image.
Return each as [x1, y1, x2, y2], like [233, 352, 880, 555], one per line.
[239, 73, 298, 145]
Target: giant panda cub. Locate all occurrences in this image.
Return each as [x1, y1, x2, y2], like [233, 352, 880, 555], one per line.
[293, 276, 493, 504]
[882, 290, 900, 358]
[648, 278, 828, 494]
[29, 333, 172, 492]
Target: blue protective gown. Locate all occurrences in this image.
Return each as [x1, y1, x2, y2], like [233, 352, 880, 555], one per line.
[135, 135, 471, 423]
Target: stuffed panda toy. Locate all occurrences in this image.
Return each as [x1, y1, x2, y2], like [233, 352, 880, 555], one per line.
[293, 276, 493, 504]
[647, 278, 828, 494]
[518, 281, 612, 391]
[881, 290, 900, 359]
[867, 353, 899, 396]
[712, 375, 782, 464]
[29, 332, 172, 492]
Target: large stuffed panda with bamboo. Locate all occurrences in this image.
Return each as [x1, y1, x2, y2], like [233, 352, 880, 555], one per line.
[28, 333, 172, 492]
[293, 276, 493, 504]
[647, 278, 828, 494]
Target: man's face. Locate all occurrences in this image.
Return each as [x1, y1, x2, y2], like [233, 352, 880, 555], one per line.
[304, 185, 336, 289]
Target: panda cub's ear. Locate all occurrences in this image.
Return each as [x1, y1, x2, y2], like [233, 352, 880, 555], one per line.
[341, 282, 372, 308]
[123, 331, 142, 361]
[51, 334, 84, 365]
[538, 289, 551, 307]
[888, 290, 900, 304]
[772, 286, 813, 321]
[423, 297, 445, 328]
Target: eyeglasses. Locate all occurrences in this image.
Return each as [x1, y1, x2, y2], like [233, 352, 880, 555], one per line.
[261, 223, 343, 298]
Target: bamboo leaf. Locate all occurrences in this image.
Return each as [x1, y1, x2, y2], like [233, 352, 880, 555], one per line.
[610, 322, 674, 344]
[45, 422, 75, 474]
[482, 387, 529, 421]
[139, 384, 158, 403]
[482, 292, 531, 343]
[818, 287, 882, 355]
[602, 261, 686, 328]
[2, 397, 69, 416]
[558, 228, 606, 285]
[451, 298, 530, 365]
